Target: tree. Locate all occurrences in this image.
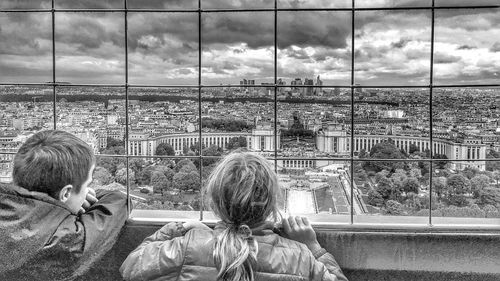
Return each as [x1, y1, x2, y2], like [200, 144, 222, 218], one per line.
[353, 163, 368, 182]
[92, 166, 113, 186]
[408, 167, 422, 180]
[367, 190, 384, 207]
[374, 170, 390, 184]
[156, 142, 175, 156]
[189, 141, 205, 155]
[391, 169, 407, 191]
[199, 145, 222, 167]
[358, 149, 368, 159]
[462, 166, 479, 180]
[486, 150, 500, 172]
[402, 177, 420, 194]
[433, 154, 449, 170]
[409, 143, 419, 154]
[227, 136, 248, 151]
[365, 141, 407, 172]
[478, 187, 500, 206]
[446, 174, 471, 196]
[404, 192, 419, 210]
[106, 137, 124, 149]
[155, 165, 175, 182]
[128, 158, 146, 176]
[432, 176, 447, 200]
[470, 174, 490, 199]
[416, 194, 438, 210]
[492, 170, 500, 188]
[445, 174, 471, 207]
[97, 156, 125, 176]
[384, 200, 405, 215]
[376, 176, 399, 201]
[173, 170, 200, 193]
[151, 171, 170, 195]
[136, 165, 157, 185]
[115, 167, 135, 185]
[175, 159, 196, 173]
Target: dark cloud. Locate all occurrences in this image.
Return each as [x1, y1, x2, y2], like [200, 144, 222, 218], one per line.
[490, 42, 500, 53]
[0, 13, 52, 56]
[436, 69, 500, 85]
[128, 13, 198, 52]
[0, 1, 50, 9]
[283, 48, 310, 60]
[128, 0, 197, 9]
[391, 38, 411, 49]
[434, 53, 461, 64]
[435, 9, 499, 31]
[55, 0, 123, 9]
[280, 0, 351, 9]
[202, 12, 274, 49]
[312, 48, 350, 62]
[0, 63, 52, 83]
[177, 68, 194, 75]
[457, 44, 476, 50]
[278, 12, 351, 49]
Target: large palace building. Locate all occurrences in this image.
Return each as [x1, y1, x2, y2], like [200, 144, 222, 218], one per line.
[128, 125, 279, 156]
[128, 124, 487, 171]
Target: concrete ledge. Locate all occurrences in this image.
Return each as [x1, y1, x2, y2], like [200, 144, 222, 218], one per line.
[78, 223, 500, 281]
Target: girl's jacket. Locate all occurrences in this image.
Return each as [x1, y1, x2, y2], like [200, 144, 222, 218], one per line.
[120, 221, 348, 281]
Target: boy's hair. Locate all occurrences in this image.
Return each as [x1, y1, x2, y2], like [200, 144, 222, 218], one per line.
[13, 130, 95, 198]
[204, 152, 280, 281]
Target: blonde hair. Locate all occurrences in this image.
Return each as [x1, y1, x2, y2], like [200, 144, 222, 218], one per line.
[204, 152, 280, 281]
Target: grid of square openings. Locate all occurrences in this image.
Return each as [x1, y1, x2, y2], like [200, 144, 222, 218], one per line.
[0, 0, 499, 224]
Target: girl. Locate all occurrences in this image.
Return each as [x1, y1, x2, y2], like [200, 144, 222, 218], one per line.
[120, 152, 347, 281]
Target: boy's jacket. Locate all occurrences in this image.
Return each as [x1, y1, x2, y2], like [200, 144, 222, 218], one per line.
[0, 183, 128, 281]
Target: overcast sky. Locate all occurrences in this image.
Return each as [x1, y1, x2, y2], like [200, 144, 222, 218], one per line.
[0, 0, 498, 86]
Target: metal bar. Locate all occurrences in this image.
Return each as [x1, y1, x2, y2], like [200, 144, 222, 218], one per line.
[90, 154, 497, 162]
[198, 0, 203, 222]
[0, 9, 53, 12]
[429, 0, 435, 227]
[1, 82, 498, 89]
[274, 0, 278, 175]
[124, 0, 131, 218]
[0, 5, 498, 13]
[432, 84, 500, 88]
[51, 0, 56, 130]
[350, 0, 355, 225]
[129, 218, 500, 233]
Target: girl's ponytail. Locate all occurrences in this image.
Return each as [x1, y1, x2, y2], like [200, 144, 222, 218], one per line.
[213, 225, 258, 281]
[205, 152, 280, 281]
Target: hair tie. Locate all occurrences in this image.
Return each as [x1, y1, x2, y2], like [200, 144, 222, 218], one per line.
[236, 224, 252, 239]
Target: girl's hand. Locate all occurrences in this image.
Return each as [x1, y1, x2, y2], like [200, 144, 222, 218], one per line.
[282, 216, 322, 253]
[183, 220, 211, 231]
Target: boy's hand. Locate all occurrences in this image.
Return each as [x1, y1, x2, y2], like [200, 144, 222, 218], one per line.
[282, 216, 322, 253]
[81, 188, 98, 212]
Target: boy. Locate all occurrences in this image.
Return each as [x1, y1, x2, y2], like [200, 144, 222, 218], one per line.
[0, 130, 129, 280]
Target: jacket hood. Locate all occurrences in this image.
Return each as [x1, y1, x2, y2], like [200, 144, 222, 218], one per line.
[0, 182, 73, 272]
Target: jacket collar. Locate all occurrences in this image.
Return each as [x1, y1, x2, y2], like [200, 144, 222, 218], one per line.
[0, 182, 72, 212]
[213, 221, 277, 236]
